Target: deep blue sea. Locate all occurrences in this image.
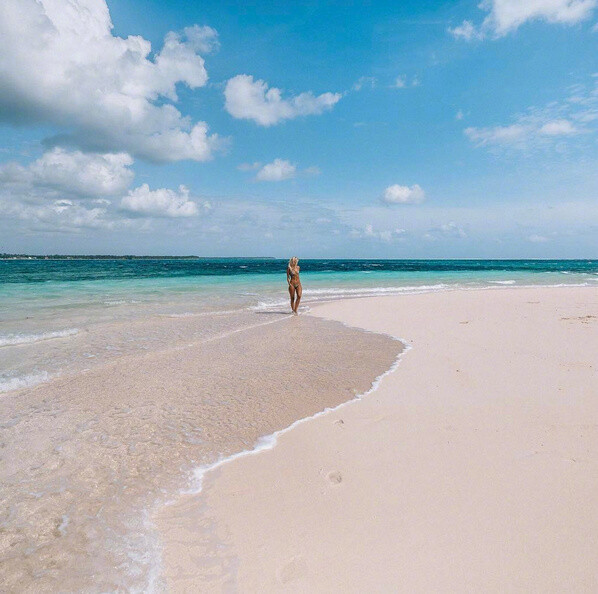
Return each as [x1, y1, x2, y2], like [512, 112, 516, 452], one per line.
[1, 258, 597, 393]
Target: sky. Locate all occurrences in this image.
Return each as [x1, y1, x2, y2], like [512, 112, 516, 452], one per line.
[0, 0, 597, 257]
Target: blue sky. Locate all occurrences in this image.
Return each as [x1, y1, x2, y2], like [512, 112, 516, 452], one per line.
[0, 0, 597, 257]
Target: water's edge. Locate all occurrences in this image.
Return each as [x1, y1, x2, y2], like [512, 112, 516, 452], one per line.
[151, 308, 411, 592]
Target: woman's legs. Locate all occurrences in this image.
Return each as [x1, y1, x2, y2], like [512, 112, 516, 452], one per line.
[294, 284, 302, 313]
[288, 283, 296, 312]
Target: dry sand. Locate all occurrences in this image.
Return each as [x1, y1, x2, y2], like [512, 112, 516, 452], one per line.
[156, 287, 598, 592]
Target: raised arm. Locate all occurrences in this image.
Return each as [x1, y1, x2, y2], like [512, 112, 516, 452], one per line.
[286, 267, 291, 285]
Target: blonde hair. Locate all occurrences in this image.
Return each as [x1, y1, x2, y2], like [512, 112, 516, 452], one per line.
[288, 256, 299, 269]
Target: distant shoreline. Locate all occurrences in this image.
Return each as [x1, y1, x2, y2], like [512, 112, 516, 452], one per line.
[0, 255, 276, 260]
[2, 255, 596, 262]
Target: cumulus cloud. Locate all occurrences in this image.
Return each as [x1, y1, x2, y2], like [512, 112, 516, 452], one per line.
[224, 74, 341, 126]
[0, 194, 119, 233]
[483, 0, 597, 35]
[120, 184, 208, 217]
[255, 159, 297, 182]
[450, 0, 597, 40]
[0, 0, 224, 162]
[0, 148, 134, 197]
[382, 184, 425, 205]
[0, 149, 209, 233]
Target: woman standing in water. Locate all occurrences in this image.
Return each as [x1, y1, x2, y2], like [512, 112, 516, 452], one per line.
[287, 256, 302, 314]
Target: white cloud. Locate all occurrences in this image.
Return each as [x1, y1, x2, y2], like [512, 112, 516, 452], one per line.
[0, 148, 134, 197]
[242, 160, 319, 180]
[120, 184, 207, 217]
[351, 224, 406, 243]
[0, 149, 209, 232]
[450, 0, 597, 40]
[255, 159, 297, 182]
[465, 80, 598, 151]
[483, 0, 597, 36]
[539, 119, 578, 135]
[465, 124, 529, 146]
[466, 118, 582, 148]
[424, 221, 467, 240]
[0, 0, 224, 162]
[382, 184, 426, 205]
[182, 24, 220, 54]
[0, 196, 119, 233]
[224, 74, 341, 126]
[449, 20, 484, 40]
[456, 110, 465, 120]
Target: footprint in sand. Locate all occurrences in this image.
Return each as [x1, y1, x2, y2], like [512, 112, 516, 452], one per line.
[277, 555, 308, 584]
[333, 418, 345, 428]
[327, 470, 343, 484]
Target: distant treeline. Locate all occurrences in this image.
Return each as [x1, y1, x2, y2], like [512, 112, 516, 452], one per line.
[0, 254, 275, 260]
[1, 254, 202, 260]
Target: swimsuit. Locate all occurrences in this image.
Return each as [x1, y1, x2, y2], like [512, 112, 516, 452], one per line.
[289, 268, 300, 286]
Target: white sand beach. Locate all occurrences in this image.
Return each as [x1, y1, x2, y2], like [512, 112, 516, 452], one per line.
[156, 287, 598, 592]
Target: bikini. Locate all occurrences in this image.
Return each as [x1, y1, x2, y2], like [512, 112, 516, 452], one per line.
[289, 267, 300, 286]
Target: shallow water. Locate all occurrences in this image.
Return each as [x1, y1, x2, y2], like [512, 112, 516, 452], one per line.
[1, 258, 597, 591]
[2, 259, 596, 393]
[0, 313, 400, 592]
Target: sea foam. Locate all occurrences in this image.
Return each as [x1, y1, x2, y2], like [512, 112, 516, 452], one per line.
[0, 328, 79, 347]
[0, 371, 52, 393]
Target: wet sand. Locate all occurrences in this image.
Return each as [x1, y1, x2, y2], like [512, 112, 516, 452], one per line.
[0, 314, 399, 593]
[156, 287, 598, 592]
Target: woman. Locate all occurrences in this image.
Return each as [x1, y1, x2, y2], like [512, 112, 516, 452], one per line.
[286, 256, 302, 314]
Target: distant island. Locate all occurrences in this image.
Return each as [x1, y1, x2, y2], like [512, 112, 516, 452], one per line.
[1, 254, 201, 260]
[0, 254, 276, 260]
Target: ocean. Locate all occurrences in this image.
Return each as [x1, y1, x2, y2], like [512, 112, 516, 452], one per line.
[1, 258, 597, 394]
[1, 258, 597, 591]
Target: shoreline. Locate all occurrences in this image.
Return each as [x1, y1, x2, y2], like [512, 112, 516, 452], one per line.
[165, 325, 410, 501]
[0, 311, 398, 592]
[3, 281, 596, 396]
[155, 286, 598, 592]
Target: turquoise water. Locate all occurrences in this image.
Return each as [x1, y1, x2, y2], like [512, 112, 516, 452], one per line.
[1, 258, 597, 591]
[2, 258, 597, 319]
[1, 258, 597, 392]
